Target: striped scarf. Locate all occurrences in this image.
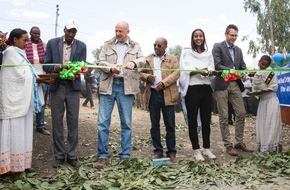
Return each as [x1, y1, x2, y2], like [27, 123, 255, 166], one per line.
[26, 38, 45, 63]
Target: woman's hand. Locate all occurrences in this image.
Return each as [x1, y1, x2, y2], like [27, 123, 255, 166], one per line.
[37, 77, 55, 84]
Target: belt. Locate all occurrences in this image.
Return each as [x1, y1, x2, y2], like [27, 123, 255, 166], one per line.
[113, 77, 124, 82]
[151, 88, 163, 93]
[59, 80, 72, 85]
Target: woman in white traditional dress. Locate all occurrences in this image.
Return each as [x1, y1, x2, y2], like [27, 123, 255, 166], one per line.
[0, 28, 42, 175]
[251, 55, 282, 152]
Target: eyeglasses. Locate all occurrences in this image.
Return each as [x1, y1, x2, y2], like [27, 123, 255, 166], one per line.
[153, 44, 163, 48]
[227, 33, 238, 37]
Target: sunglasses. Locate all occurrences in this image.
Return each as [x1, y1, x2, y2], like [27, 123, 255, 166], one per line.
[153, 44, 163, 48]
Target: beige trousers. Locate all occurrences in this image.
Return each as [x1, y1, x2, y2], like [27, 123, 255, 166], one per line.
[215, 81, 246, 148]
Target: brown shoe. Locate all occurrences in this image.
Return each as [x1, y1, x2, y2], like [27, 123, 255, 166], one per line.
[226, 146, 238, 156]
[168, 154, 176, 163]
[36, 127, 51, 136]
[234, 142, 253, 152]
[97, 158, 108, 168]
[152, 153, 163, 159]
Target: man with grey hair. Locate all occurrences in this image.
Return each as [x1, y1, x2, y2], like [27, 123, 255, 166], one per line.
[97, 21, 145, 166]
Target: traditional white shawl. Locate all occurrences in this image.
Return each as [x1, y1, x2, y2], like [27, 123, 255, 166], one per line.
[0, 46, 33, 119]
[179, 48, 215, 97]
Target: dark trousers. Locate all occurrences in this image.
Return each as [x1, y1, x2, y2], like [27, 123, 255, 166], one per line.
[50, 82, 80, 160]
[149, 89, 176, 156]
[83, 82, 94, 107]
[185, 85, 212, 150]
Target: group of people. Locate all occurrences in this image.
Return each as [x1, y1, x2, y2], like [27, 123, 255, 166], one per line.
[0, 20, 86, 174]
[0, 20, 283, 175]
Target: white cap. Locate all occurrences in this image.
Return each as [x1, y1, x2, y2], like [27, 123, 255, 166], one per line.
[65, 20, 78, 30]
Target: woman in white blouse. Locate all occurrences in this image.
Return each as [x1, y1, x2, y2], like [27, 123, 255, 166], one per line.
[179, 29, 217, 161]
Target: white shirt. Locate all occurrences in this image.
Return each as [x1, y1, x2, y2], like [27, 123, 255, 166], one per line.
[179, 48, 215, 97]
[114, 40, 129, 77]
[151, 53, 165, 89]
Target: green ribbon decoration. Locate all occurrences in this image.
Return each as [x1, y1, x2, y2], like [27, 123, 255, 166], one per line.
[59, 61, 86, 80]
[1, 61, 290, 73]
[221, 69, 244, 82]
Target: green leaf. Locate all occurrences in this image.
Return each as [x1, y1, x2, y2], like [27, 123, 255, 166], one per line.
[83, 182, 93, 190]
[78, 167, 88, 179]
[14, 180, 24, 189]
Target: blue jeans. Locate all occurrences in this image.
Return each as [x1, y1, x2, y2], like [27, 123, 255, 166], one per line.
[97, 81, 134, 159]
[36, 83, 48, 129]
[149, 89, 176, 156]
[36, 106, 45, 128]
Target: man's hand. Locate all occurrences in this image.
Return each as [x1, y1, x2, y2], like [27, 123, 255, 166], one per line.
[147, 75, 155, 84]
[248, 72, 256, 77]
[211, 70, 218, 76]
[54, 65, 63, 73]
[156, 82, 165, 92]
[262, 88, 272, 93]
[110, 65, 121, 74]
[125, 61, 136, 70]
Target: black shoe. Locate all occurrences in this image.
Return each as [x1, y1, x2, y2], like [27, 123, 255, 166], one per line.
[67, 159, 80, 168]
[25, 168, 35, 173]
[228, 120, 234, 125]
[152, 153, 163, 159]
[36, 127, 51, 135]
[278, 144, 283, 152]
[52, 159, 64, 168]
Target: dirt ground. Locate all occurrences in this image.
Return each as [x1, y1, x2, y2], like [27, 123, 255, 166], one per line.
[32, 97, 290, 180]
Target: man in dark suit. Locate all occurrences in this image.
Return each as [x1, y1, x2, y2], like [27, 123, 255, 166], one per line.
[212, 24, 253, 156]
[43, 20, 87, 168]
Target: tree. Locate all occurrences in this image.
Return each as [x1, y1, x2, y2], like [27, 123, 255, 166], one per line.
[242, 0, 290, 57]
[92, 46, 103, 62]
[168, 45, 183, 61]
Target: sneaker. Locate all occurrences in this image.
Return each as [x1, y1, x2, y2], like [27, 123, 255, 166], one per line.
[203, 149, 216, 160]
[193, 149, 205, 162]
